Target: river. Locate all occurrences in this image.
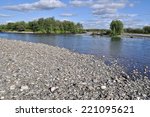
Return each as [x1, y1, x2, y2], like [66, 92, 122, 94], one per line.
[0, 32, 149, 78]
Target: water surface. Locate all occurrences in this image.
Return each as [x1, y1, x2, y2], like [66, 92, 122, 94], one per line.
[0, 32, 149, 78]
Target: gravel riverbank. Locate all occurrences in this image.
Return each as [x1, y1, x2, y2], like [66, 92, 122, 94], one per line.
[0, 39, 150, 100]
[123, 33, 150, 38]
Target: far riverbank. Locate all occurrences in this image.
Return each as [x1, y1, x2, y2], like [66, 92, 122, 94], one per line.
[89, 32, 150, 38]
[1, 31, 150, 38]
[0, 31, 85, 35]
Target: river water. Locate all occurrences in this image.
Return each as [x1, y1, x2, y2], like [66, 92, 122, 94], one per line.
[0, 32, 149, 78]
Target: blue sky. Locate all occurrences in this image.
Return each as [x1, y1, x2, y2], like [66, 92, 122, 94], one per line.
[0, 0, 150, 29]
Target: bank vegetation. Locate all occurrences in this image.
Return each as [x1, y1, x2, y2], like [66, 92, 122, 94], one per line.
[0, 17, 84, 34]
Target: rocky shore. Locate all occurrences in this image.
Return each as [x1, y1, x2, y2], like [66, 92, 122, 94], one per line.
[0, 39, 150, 100]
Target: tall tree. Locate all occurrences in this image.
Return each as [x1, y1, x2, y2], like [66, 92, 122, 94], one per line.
[28, 21, 39, 32]
[143, 26, 150, 34]
[110, 20, 124, 36]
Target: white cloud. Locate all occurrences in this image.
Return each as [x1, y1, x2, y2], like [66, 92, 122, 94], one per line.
[128, 3, 134, 7]
[83, 12, 139, 29]
[59, 18, 70, 21]
[92, 1, 127, 15]
[0, 14, 12, 17]
[75, 0, 139, 28]
[91, 2, 125, 9]
[70, 0, 93, 7]
[0, 20, 15, 25]
[70, 0, 130, 16]
[93, 9, 116, 15]
[6, 20, 14, 23]
[123, 19, 144, 28]
[83, 18, 111, 29]
[101, 14, 137, 20]
[3, 0, 66, 11]
[60, 13, 76, 17]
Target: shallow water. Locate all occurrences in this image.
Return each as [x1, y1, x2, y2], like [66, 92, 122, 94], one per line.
[0, 32, 149, 78]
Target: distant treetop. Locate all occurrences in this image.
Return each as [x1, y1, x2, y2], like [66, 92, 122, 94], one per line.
[0, 17, 84, 34]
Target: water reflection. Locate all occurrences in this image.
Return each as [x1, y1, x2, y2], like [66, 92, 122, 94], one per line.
[111, 36, 121, 41]
[109, 37, 122, 57]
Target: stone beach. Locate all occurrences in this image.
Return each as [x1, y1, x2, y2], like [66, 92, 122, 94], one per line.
[0, 39, 150, 100]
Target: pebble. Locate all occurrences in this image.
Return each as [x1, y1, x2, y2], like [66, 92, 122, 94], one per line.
[137, 97, 141, 100]
[81, 82, 87, 85]
[121, 72, 130, 79]
[89, 86, 94, 90]
[10, 85, 16, 90]
[0, 97, 5, 100]
[0, 90, 5, 93]
[20, 85, 29, 91]
[101, 85, 107, 90]
[142, 94, 147, 98]
[50, 87, 59, 93]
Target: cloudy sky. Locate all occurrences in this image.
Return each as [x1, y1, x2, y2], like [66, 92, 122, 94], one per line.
[0, 0, 150, 29]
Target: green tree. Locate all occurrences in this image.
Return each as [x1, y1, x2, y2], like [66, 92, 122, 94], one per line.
[0, 25, 5, 31]
[124, 28, 144, 34]
[6, 23, 15, 31]
[0, 17, 84, 34]
[143, 26, 150, 34]
[110, 20, 124, 36]
[15, 21, 26, 31]
[76, 23, 83, 33]
[28, 21, 39, 32]
[37, 18, 46, 33]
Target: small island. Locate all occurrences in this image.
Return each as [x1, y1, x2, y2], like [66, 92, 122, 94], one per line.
[0, 17, 84, 34]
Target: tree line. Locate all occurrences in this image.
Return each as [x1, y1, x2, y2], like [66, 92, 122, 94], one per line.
[124, 26, 150, 34]
[0, 17, 83, 34]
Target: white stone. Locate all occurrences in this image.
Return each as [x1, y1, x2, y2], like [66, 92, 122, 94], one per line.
[10, 85, 16, 90]
[51, 87, 58, 93]
[89, 86, 94, 90]
[0, 90, 5, 93]
[143, 94, 147, 97]
[81, 82, 87, 85]
[137, 97, 140, 100]
[101, 85, 107, 90]
[0, 96, 5, 99]
[20, 85, 29, 91]
[64, 78, 68, 81]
